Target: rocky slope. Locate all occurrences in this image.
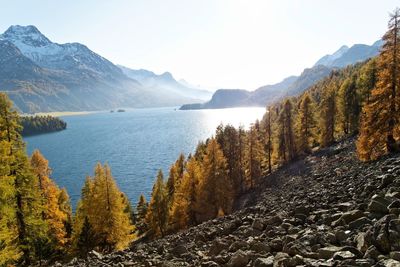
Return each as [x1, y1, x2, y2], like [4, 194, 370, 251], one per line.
[58, 139, 400, 266]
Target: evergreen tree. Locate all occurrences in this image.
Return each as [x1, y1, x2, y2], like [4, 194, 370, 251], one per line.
[338, 75, 360, 135]
[245, 125, 263, 188]
[72, 164, 134, 253]
[357, 58, 378, 105]
[276, 100, 296, 162]
[320, 82, 337, 147]
[194, 139, 233, 222]
[146, 170, 168, 237]
[358, 8, 400, 160]
[216, 124, 245, 196]
[165, 154, 185, 207]
[0, 93, 47, 265]
[264, 107, 273, 173]
[30, 150, 71, 253]
[296, 94, 316, 154]
[135, 194, 148, 235]
[90, 164, 135, 251]
[170, 156, 201, 230]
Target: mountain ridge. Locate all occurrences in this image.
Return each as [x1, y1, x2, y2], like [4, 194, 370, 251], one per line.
[181, 40, 382, 110]
[0, 25, 205, 113]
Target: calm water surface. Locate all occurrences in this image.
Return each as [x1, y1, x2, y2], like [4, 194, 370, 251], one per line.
[24, 107, 265, 207]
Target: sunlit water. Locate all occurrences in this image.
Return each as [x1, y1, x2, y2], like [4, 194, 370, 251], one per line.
[24, 107, 265, 208]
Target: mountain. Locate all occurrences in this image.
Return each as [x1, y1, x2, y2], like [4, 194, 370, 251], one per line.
[0, 25, 202, 113]
[118, 65, 212, 101]
[314, 41, 382, 68]
[314, 45, 349, 67]
[181, 40, 382, 110]
[181, 65, 332, 110]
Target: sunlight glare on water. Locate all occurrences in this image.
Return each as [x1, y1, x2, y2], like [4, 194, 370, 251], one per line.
[25, 107, 266, 207]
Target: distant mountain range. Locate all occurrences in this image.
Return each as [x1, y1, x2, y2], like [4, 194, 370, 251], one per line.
[181, 40, 382, 110]
[118, 66, 212, 101]
[0, 25, 211, 113]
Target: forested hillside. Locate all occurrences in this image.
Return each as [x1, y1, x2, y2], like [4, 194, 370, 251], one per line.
[20, 115, 67, 136]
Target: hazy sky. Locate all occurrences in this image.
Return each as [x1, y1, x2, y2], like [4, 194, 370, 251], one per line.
[0, 0, 398, 90]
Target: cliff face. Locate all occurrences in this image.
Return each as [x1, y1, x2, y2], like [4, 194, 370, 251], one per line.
[59, 139, 400, 266]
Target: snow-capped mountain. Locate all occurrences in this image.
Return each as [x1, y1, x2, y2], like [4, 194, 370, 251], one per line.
[0, 25, 124, 77]
[0, 25, 203, 113]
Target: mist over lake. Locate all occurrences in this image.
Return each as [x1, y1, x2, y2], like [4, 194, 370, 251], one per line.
[24, 107, 265, 207]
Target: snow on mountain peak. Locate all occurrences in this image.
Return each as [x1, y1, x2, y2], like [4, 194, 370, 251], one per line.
[3, 25, 51, 47]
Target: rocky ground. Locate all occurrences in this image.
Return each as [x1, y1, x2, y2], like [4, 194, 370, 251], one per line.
[57, 139, 400, 266]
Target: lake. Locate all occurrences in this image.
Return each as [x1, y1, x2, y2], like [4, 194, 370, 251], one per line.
[24, 107, 266, 208]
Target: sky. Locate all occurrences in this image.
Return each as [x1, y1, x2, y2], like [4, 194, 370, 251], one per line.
[0, 0, 398, 90]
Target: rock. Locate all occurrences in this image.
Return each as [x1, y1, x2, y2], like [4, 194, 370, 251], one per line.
[380, 174, 396, 188]
[390, 251, 400, 261]
[356, 232, 372, 253]
[273, 252, 296, 267]
[252, 218, 265, 231]
[171, 245, 187, 256]
[270, 238, 283, 252]
[209, 239, 229, 256]
[250, 241, 271, 253]
[349, 217, 372, 230]
[253, 256, 274, 267]
[378, 258, 400, 267]
[266, 215, 283, 226]
[339, 210, 364, 224]
[201, 261, 219, 267]
[388, 200, 400, 209]
[317, 246, 342, 259]
[335, 230, 348, 243]
[227, 250, 249, 267]
[368, 195, 390, 214]
[333, 251, 356, 260]
[363, 245, 380, 260]
[229, 240, 249, 252]
[88, 250, 103, 260]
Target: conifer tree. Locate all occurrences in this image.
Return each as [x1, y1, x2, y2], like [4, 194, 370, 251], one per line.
[358, 58, 378, 105]
[170, 156, 201, 230]
[166, 154, 185, 207]
[146, 170, 168, 237]
[0, 140, 20, 265]
[338, 75, 360, 135]
[30, 150, 71, 252]
[72, 164, 134, 253]
[90, 164, 135, 251]
[71, 177, 95, 255]
[320, 82, 337, 147]
[135, 194, 148, 235]
[276, 100, 296, 162]
[296, 94, 316, 154]
[0, 92, 47, 265]
[194, 139, 232, 222]
[245, 125, 263, 188]
[216, 124, 245, 196]
[358, 8, 400, 160]
[264, 107, 273, 173]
